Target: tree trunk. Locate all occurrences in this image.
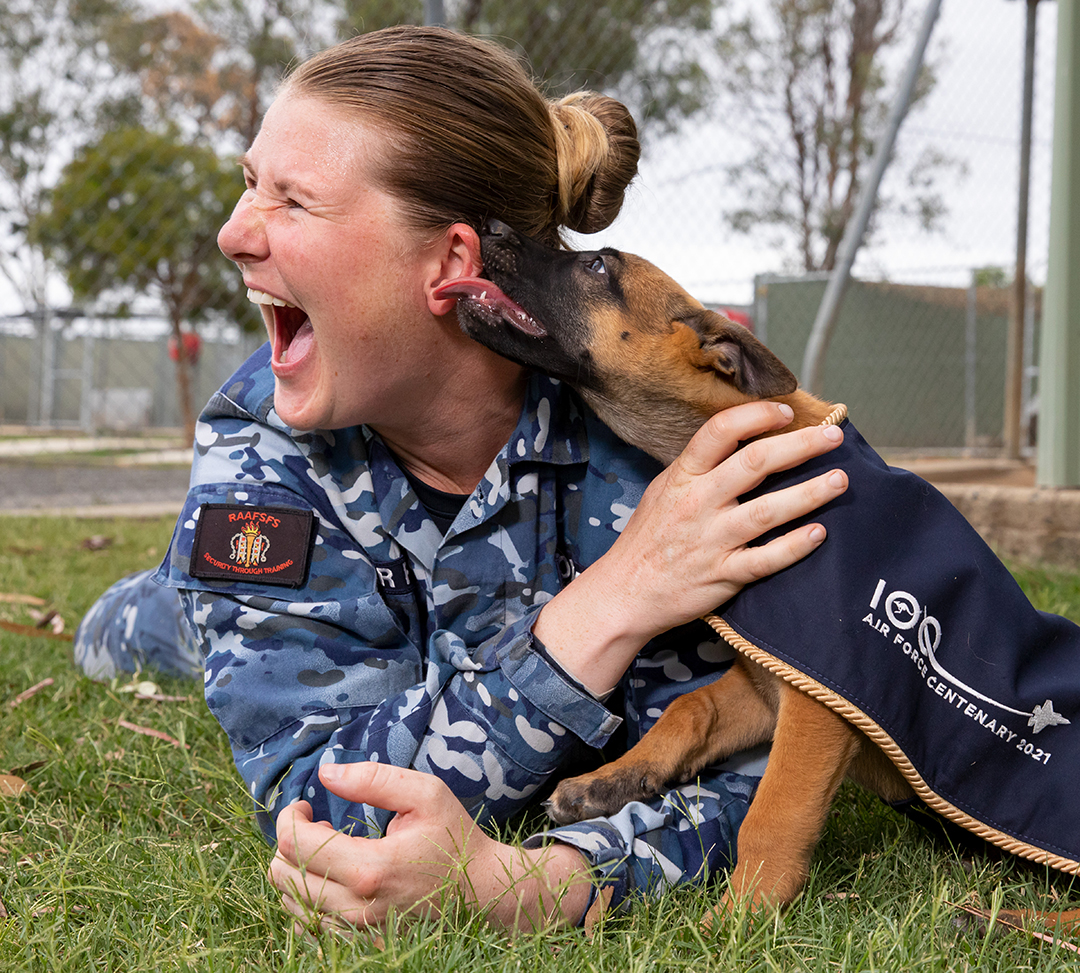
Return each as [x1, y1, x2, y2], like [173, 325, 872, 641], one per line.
[170, 316, 197, 447]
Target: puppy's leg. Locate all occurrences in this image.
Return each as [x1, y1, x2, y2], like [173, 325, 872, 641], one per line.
[546, 661, 775, 824]
[710, 685, 860, 920]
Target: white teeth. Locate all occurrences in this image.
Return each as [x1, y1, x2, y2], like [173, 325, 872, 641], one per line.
[247, 287, 296, 308]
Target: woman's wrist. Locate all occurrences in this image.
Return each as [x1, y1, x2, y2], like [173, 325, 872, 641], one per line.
[531, 561, 653, 697]
[464, 837, 595, 933]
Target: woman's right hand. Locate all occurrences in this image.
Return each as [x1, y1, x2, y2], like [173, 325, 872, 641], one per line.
[532, 400, 848, 696]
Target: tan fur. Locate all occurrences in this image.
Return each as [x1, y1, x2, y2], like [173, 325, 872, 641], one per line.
[542, 255, 917, 917]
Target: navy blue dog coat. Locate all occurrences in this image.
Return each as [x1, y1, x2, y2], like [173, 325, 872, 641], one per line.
[705, 409, 1080, 873]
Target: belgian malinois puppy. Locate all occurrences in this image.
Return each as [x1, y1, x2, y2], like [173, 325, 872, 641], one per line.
[435, 220, 1079, 916]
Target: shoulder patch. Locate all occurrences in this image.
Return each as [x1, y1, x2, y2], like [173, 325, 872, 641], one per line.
[189, 504, 317, 587]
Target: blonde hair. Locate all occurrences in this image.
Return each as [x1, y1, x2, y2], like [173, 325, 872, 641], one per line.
[282, 26, 640, 247]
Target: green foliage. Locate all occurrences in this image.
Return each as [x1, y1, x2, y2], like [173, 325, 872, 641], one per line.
[1, 514, 1080, 970]
[0, 0, 136, 308]
[34, 125, 257, 330]
[972, 265, 1010, 289]
[715, 0, 960, 273]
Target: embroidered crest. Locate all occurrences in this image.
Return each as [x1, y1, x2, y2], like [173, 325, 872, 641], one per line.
[231, 521, 271, 568]
[190, 504, 317, 587]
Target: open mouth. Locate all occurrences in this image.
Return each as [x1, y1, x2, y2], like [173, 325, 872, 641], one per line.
[434, 278, 547, 337]
[248, 288, 313, 364]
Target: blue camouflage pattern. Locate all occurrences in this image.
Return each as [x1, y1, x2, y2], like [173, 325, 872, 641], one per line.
[74, 567, 202, 680]
[85, 342, 764, 917]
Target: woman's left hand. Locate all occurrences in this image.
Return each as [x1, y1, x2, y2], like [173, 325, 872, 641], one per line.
[269, 762, 592, 936]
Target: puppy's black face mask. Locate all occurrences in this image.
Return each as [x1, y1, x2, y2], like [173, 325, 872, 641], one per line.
[435, 220, 621, 392]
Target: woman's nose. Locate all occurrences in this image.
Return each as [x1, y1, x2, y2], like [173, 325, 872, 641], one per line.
[218, 192, 268, 265]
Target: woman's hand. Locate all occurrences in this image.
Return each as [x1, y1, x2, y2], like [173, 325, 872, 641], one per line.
[533, 400, 848, 695]
[269, 762, 593, 937]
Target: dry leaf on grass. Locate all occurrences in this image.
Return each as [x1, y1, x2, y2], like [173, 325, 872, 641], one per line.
[0, 593, 46, 606]
[9, 677, 54, 708]
[951, 901, 1080, 953]
[0, 775, 29, 798]
[119, 679, 161, 697]
[81, 534, 114, 551]
[117, 719, 189, 749]
[0, 620, 73, 642]
[27, 609, 64, 634]
[117, 676, 191, 704]
[0, 896, 8, 918]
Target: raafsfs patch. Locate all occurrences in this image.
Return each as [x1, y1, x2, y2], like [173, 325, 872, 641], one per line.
[189, 504, 317, 587]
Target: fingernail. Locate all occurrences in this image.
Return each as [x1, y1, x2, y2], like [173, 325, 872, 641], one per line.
[320, 762, 342, 782]
[822, 425, 843, 442]
[828, 470, 847, 488]
[777, 403, 794, 420]
[809, 525, 826, 543]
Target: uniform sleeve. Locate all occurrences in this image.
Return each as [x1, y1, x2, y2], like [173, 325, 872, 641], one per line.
[523, 770, 757, 919]
[524, 628, 768, 921]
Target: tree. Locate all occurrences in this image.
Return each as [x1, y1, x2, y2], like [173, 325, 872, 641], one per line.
[101, 1, 319, 151]
[0, 0, 136, 317]
[714, 0, 959, 273]
[35, 126, 257, 444]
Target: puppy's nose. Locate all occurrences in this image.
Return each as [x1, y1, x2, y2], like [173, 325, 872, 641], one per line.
[483, 218, 514, 240]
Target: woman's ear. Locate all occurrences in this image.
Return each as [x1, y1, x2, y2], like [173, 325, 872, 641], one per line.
[426, 222, 483, 317]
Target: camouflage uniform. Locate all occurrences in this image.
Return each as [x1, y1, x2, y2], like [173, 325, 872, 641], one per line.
[76, 343, 764, 918]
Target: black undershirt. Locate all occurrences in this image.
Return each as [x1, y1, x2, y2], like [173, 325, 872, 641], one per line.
[397, 462, 469, 533]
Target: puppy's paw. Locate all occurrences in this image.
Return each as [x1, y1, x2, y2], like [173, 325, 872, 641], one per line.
[544, 765, 663, 824]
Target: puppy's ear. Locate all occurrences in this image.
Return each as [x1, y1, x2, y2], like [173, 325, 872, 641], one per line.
[682, 310, 798, 398]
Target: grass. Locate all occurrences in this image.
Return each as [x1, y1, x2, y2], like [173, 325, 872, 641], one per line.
[1, 514, 1079, 970]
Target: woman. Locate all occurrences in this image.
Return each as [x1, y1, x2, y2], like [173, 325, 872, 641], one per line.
[75, 25, 848, 934]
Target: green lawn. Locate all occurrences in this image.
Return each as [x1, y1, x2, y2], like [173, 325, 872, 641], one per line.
[1, 515, 1077, 971]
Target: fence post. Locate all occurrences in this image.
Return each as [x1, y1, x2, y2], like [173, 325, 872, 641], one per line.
[1004, 0, 1042, 460]
[80, 332, 95, 433]
[965, 281, 977, 450]
[37, 308, 55, 427]
[424, 1, 445, 25]
[1036, 0, 1080, 487]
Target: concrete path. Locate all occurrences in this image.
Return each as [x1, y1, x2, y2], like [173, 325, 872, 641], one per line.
[0, 436, 191, 518]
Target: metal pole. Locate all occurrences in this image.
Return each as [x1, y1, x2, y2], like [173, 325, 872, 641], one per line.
[800, 0, 944, 393]
[424, 0, 446, 26]
[1005, 0, 1040, 459]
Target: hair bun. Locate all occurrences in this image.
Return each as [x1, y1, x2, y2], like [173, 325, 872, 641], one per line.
[549, 92, 640, 235]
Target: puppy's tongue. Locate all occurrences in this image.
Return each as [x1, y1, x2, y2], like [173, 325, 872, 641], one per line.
[435, 278, 547, 337]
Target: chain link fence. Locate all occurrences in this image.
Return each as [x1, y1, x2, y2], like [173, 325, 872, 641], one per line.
[0, 0, 1057, 452]
[0, 314, 264, 431]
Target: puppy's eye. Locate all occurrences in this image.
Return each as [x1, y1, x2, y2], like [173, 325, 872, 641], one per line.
[585, 256, 607, 275]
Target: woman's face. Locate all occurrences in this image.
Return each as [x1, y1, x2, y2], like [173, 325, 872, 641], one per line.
[218, 93, 445, 432]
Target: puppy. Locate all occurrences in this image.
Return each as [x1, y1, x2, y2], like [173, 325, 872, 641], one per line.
[435, 220, 1080, 914]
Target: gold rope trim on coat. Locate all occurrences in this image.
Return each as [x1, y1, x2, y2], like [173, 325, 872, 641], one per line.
[701, 402, 1079, 875]
[822, 403, 848, 427]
